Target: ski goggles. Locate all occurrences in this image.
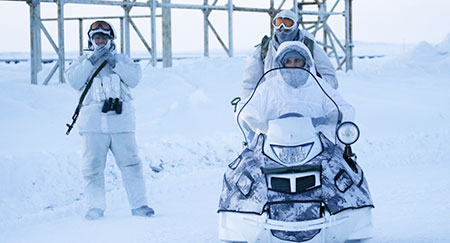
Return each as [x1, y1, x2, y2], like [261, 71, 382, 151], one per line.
[89, 21, 113, 39]
[90, 21, 111, 31]
[273, 17, 297, 30]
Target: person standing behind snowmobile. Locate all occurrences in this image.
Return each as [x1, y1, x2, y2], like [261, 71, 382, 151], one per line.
[240, 10, 338, 101]
[240, 41, 354, 145]
[65, 20, 154, 220]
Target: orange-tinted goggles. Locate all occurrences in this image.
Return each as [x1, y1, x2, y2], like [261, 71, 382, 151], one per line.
[273, 17, 296, 30]
[91, 21, 111, 31]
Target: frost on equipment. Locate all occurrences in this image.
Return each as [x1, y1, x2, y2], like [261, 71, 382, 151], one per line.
[218, 117, 374, 243]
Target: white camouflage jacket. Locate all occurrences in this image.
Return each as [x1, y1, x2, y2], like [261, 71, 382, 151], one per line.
[240, 30, 338, 99]
[65, 52, 142, 134]
[240, 41, 354, 142]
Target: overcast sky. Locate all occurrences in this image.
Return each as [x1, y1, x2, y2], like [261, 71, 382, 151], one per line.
[0, 0, 449, 54]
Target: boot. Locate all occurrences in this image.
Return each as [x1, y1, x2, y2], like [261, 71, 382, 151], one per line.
[85, 208, 104, 220]
[131, 205, 155, 217]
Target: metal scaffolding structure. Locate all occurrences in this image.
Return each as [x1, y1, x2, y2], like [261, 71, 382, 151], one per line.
[1, 0, 353, 85]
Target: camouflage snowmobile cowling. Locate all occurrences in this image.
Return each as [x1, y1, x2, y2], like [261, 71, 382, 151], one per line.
[218, 133, 374, 241]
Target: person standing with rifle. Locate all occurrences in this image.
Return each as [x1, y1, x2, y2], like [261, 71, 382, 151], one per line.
[65, 20, 154, 220]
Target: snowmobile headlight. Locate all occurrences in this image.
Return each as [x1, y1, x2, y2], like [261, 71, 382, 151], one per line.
[336, 121, 360, 145]
[271, 143, 313, 165]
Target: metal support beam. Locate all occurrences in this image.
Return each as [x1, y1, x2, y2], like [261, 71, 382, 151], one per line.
[31, 9, 64, 85]
[162, 0, 172, 67]
[127, 15, 153, 55]
[206, 19, 228, 54]
[43, 62, 59, 85]
[277, 0, 287, 11]
[29, 0, 40, 84]
[345, 0, 353, 71]
[41, 14, 160, 21]
[120, 17, 124, 54]
[36, 0, 149, 7]
[150, 0, 157, 66]
[36, 3, 42, 73]
[227, 0, 233, 57]
[203, 0, 209, 57]
[123, 0, 131, 56]
[202, 0, 218, 57]
[293, 0, 298, 16]
[37, 19, 59, 53]
[325, 25, 341, 69]
[57, 0, 65, 83]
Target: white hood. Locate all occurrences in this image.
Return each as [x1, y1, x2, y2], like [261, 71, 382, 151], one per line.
[273, 41, 315, 88]
[274, 41, 314, 69]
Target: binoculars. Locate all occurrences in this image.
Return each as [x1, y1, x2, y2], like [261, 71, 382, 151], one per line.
[102, 97, 122, 114]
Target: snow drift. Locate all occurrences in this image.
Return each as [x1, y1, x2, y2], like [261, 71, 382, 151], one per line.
[1, 35, 450, 242]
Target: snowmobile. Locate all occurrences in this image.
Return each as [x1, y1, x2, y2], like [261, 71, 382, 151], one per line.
[218, 68, 374, 243]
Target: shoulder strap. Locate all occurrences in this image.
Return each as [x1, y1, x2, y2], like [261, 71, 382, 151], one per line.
[78, 60, 108, 106]
[260, 35, 271, 63]
[260, 35, 314, 63]
[303, 36, 315, 59]
[66, 60, 108, 135]
[302, 36, 323, 78]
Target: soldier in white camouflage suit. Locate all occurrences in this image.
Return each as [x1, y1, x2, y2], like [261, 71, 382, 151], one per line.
[65, 20, 154, 220]
[240, 10, 339, 101]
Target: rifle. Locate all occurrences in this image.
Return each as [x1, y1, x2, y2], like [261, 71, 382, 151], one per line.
[66, 60, 108, 135]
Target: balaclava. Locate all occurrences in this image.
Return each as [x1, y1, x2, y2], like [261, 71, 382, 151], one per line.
[274, 42, 313, 88]
[273, 10, 300, 48]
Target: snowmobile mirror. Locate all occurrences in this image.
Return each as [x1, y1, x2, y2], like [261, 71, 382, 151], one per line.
[336, 121, 360, 145]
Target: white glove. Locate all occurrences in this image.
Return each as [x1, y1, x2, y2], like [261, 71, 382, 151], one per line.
[88, 45, 109, 65]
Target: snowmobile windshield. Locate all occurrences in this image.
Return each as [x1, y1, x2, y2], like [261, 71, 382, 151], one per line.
[236, 42, 343, 145]
[237, 66, 342, 146]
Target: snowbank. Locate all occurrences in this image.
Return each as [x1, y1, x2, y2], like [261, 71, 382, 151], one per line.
[0, 57, 245, 226]
[386, 34, 450, 77]
[1, 38, 450, 242]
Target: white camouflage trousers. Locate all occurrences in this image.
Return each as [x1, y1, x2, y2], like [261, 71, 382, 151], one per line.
[82, 133, 148, 210]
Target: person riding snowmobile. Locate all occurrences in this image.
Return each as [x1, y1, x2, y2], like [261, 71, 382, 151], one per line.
[240, 10, 339, 102]
[219, 41, 373, 243]
[240, 41, 354, 146]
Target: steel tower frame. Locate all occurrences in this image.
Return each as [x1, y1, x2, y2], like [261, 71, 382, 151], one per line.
[1, 0, 353, 84]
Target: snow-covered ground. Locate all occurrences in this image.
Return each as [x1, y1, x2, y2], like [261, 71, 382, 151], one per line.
[1, 35, 450, 242]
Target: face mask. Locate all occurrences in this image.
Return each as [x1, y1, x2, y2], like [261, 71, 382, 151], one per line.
[92, 39, 111, 50]
[91, 40, 116, 53]
[280, 68, 309, 88]
[275, 28, 299, 44]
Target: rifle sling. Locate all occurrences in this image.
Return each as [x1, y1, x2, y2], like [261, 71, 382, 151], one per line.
[66, 60, 108, 135]
[78, 60, 108, 109]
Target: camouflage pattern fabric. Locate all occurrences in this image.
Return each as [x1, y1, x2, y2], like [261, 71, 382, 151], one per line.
[218, 133, 373, 216]
[268, 201, 321, 241]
